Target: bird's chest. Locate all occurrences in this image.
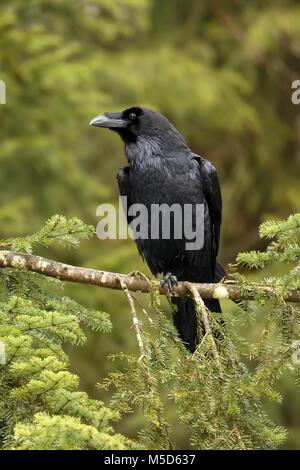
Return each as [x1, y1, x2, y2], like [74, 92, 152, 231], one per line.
[131, 164, 170, 202]
[129, 158, 201, 206]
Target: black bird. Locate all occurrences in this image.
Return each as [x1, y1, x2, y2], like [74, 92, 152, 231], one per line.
[90, 107, 224, 352]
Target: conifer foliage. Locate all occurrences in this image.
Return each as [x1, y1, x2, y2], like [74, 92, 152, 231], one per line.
[0, 216, 132, 450]
[0, 214, 299, 449]
[102, 214, 300, 449]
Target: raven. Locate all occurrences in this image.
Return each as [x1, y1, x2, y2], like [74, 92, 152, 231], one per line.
[90, 106, 224, 352]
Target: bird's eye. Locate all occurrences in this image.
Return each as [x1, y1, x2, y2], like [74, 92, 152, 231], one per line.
[128, 112, 136, 120]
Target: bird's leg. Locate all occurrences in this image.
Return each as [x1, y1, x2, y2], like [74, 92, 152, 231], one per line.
[159, 272, 178, 294]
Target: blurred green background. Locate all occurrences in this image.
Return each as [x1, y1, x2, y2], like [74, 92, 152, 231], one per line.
[0, 0, 300, 449]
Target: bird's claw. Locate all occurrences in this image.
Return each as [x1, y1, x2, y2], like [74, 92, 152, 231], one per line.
[159, 272, 178, 294]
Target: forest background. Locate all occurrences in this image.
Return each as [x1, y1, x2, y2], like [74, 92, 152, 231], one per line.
[0, 0, 299, 448]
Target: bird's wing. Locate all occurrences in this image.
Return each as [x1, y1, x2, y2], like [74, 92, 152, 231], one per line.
[192, 154, 222, 261]
[117, 166, 133, 225]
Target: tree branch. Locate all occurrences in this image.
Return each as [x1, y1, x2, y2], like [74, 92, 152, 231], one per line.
[188, 284, 222, 368]
[118, 277, 145, 358]
[188, 284, 247, 449]
[0, 250, 299, 302]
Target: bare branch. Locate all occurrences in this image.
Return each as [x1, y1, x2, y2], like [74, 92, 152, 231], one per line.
[188, 284, 221, 368]
[0, 250, 299, 302]
[118, 277, 145, 358]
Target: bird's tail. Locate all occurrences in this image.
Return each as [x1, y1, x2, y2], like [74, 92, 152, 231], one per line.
[171, 261, 224, 353]
[171, 297, 222, 352]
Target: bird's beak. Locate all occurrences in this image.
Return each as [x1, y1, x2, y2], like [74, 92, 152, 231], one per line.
[89, 112, 128, 128]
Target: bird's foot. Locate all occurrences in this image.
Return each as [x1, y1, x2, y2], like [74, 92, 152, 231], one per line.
[159, 272, 178, 294]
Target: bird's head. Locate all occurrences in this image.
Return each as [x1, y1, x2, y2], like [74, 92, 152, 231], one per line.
[90, 106, 187, 150]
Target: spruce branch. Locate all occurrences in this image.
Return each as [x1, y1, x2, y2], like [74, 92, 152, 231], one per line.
[118, 278, 145, 359]
[0, 250, 299, 302]
[1, 212, 298, 450]
[232, 418, 247, 450]
[188, 284, 221, 368]
[188, 283, 247, 450]
[114, 279, 174, 450]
